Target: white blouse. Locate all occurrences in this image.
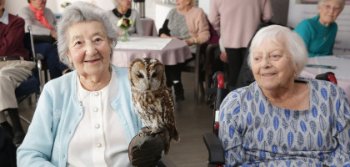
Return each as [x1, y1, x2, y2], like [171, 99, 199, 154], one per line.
[67, 72, 131, 167]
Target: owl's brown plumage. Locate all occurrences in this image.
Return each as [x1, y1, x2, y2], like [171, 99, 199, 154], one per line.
[129, 58, 179, 153]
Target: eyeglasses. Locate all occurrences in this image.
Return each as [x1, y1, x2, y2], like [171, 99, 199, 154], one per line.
[321, 3, 342, 13]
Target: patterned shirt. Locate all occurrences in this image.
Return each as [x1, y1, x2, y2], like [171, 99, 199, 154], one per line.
[219, 79, 350, 167]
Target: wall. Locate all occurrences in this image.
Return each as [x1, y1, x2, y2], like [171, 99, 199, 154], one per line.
[6, 0, 59, 15]
[270, 0, 289, 25]
[6, 0, 117, 15]
[145, 0, 156, 21]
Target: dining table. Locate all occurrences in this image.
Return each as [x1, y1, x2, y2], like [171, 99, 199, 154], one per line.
[140, 18, 157, 36]
[300, 56, 350, 101]
[112, 36, 192, 67]
[111, 36, 207, 101]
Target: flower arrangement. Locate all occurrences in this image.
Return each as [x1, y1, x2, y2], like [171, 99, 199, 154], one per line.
[117, 18, 133, 41]
[118, 18, 133, 30]
[60, 2, 71, 8]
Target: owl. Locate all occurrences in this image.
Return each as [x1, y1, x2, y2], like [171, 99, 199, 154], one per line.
[129, 57, 179, 153]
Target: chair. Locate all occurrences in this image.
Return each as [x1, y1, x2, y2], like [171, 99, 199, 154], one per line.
[315, 72, 337, 84]
[182, 17, 221, 103]
[13, 26, 45, 124]
[182, 43, 208, 102]
[203, 71, 227, 167]
[202, 72, 338, 166]
[26, 26, 50, 85]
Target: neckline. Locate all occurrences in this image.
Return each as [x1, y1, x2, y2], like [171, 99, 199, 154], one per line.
[112, 8, 131, 18]
[256, 79, 311, 112]
[77, 71, 115, 102]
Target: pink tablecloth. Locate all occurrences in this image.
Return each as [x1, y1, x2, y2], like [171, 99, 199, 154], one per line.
[112, 37, 192, 67]
[300, 56, 350, 101]
[140, 18, 157, 36]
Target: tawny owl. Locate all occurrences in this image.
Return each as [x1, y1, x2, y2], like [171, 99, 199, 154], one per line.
[129, 57, 179, 153]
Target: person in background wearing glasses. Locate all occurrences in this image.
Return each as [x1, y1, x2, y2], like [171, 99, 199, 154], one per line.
[294, 0, 345, 57]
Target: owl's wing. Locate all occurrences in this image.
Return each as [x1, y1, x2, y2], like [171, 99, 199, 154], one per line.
[161, 88, 179, 142]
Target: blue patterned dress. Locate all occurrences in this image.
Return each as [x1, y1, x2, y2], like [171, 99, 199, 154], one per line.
[219, 79, 350, 167]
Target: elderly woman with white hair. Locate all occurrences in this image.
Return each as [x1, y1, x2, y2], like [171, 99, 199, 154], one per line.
[107, 0, 143, 36]
[218, 25, 350, 166]
[295, 0, 345, 57]
[17, 2, 165, 167]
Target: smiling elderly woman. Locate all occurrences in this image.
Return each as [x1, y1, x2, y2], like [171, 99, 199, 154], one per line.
[17, 2, 165, 167]
[218, 25, 350, 166]
[294, 0, 345, 57]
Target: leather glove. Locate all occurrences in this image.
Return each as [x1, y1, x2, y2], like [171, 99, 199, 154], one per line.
[128, 129, 168, 167]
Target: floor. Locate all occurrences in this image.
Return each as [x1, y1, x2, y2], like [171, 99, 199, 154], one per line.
[18, 72, 214, 167]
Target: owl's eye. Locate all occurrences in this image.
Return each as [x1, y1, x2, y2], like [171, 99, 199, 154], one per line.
[151, 72, 157, 78]
[136, 72, 144, 78]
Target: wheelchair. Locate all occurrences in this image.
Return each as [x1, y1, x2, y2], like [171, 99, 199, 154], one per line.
[14, 25, 46, 124]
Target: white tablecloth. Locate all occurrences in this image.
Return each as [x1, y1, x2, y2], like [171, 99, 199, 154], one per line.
[116, 37, 171, 50]
[112, 37, 192, 67]
[300, 56, 350, 101]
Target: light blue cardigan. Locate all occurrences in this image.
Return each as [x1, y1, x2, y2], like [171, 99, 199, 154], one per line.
[17, 66, 142, 167]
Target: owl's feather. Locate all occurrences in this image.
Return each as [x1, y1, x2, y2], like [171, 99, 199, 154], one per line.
[129, 58, 179, 154]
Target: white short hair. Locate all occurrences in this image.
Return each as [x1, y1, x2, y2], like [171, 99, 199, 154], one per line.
[318, 0, 346, 10]
[248, 25, 308, 77]
[57, 2, 117, 69]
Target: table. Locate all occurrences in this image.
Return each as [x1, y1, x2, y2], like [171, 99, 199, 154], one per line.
[112, 37, 192, 67]
[300, 56, 350, 101]
[140, 18, 157, 36]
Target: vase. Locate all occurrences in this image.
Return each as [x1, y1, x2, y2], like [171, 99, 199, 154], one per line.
[120, 29, 129, 42]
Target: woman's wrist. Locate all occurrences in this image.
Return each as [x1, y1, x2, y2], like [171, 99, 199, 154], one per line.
[192, 38, 197, 44]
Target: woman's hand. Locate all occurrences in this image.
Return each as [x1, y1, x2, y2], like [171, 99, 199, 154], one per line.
[50, 30, 57, 40]
[220, 52, 228, 63]
[128, 129, 167, 166]
[185, 39, 193, 46]
[160, 34, 171, 38]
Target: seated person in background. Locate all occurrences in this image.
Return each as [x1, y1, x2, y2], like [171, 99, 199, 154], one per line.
[0, 0, 35, 145]
[17, 2, 165, 166]
[219, 25, 350, 166]
[294, 0, 345, 57]
[19, 0, 68, 79]
[107, 0, 143, 36]
[159, 0, 209, 101]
